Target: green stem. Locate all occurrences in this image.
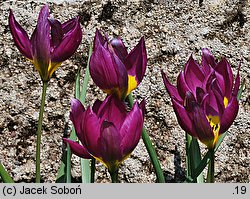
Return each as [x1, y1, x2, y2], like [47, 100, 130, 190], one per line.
[91, 158, 96, 183]
[110, 169, 119, 183]
[206, 149, 215, 183]
[185, 133, 192, 178]
[35, 81, 48, 183]
[66, 143, 72, 183]
[127, 94, 165, 183]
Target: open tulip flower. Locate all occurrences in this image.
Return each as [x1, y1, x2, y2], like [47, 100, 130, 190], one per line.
[9, 4, 82, 82]
[162, 48, 240, 149]
[64, 94, 144, 175]
[90, 29, 147, 100]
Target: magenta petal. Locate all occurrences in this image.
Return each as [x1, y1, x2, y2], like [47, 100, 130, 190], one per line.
[172, 98, 196, 137]
[32, 4, 50, 57]
[161, 70, 182, 102]
[120, 102, 143, 156]
[203, 93, 218, 117]
[191, 105, 214, 143]
[93, 29, 106, 50]
[48, 18, 63, 47]
[125, 37, 147, 83]
[204, 89, 223, 118]
[82, 108, 101, 157]
[111, 52, 130, 96]
[99, 121, 122, 163]
[215, 58, 233, 98]
[184, 55, 205, 94]
[62, 17, 78, 34]
[69, 98, 85, 143]
[196, 87, 206, 104]
[184, 91, 196, 112]
[97, 95, 127, 129]
[31, 4, 51, 78]
[139, 99, 146, 117]
[9, 10, 32, 59]
[63, 138, 91, 159]
[90, 44, 128, 91]
[177, 71, 190, 99]
[52, 17, 82, 62]
[92, 99, 102, 114]
[211, 80, 224, 114]
[110, 37, 128, 63]
[202, 48, 216, 74]
[220, 97, 239, 134]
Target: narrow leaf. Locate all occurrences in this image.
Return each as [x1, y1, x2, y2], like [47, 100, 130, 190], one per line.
[0, 162, 14, 183]
[80, 45, 92, 104]
[237, 78, 245, 101]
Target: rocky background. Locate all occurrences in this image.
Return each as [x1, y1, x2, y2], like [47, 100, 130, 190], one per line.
[0, 0, 249, 183]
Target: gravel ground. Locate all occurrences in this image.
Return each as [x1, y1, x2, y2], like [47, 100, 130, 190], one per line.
[0, 0, 249, 183]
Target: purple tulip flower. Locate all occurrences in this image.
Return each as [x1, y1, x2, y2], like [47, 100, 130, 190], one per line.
[9, 4, 82, 82]
[63, 94, 144, 173]
[162, 48, 240, 149]
[90, 29, 147, 100]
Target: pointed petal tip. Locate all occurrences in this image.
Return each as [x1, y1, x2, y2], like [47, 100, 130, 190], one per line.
[202, 47, 212, 54]
[139, 99, 146, 117]
[8, 8, 32, 59]
[51, 16, 82, 62]
[63, 138, 92, 159]
[71, 98, 85, 111]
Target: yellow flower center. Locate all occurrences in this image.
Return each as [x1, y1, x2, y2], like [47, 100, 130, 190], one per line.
[29, 58, 62, 81]
[93, 156, 120, 173]
[205, 115, 220, 149]
[48, 61, 62, 79]
[126, 75, 138, 96]
[223, 97, 228, 108]
[92, 151, 132, 173]
[204, 97, 229, 149]
[103, 75, 138, 100]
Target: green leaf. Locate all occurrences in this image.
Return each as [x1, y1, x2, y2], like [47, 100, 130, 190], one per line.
[80, 46, 92, 104]
[185, 134, 204, 183]
[0, 162, 14, 183]
[81, 159, 90, 183]
[237, 78, 245, 101]
[75, 68, 81, 100]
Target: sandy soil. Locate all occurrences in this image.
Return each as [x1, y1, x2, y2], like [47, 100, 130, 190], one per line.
[0, 0, 249, 182]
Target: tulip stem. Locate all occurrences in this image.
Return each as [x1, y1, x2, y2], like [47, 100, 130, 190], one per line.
[185, 133, 192, 178]
[127, 94, 165, 183]
[206, 149, 215, 183]
[110, 169, 119, 183]
[91, 158, 96, 183]
[35, 81, 48, 183]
